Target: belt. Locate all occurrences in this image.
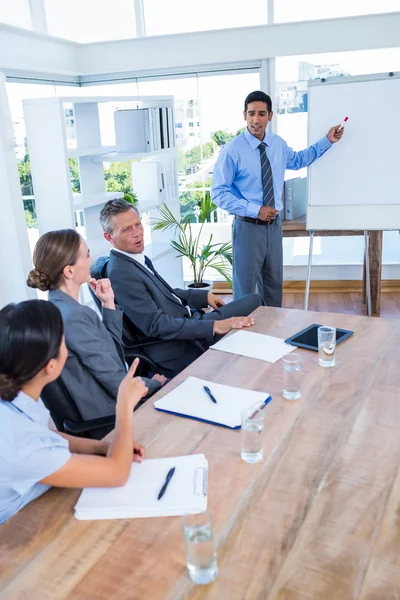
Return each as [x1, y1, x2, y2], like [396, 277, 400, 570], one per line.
[235, 215, 277, 226]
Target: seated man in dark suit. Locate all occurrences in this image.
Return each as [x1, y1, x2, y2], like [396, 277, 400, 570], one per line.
[100, 199, 264, 377]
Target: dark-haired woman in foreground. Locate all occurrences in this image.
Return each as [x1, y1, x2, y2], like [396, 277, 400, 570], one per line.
[0, 300, 147, 525]
[27, 229, 166, 426]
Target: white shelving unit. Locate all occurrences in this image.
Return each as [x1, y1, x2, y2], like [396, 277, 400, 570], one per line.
[23, 95, 184, 288]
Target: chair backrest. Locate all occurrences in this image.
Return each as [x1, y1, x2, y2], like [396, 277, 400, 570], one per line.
[89, 256, 110, 312]
[41, 377, 82, 432]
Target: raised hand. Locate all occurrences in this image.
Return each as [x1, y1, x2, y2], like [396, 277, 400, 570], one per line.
[117, 358, 148, 410]
[327, 125, 344, 143]
[88, 277, 115, 309]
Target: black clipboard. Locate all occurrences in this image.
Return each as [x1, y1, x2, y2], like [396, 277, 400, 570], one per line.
[285, 324, 353, 352]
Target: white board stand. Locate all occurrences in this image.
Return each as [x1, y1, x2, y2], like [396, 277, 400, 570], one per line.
[304, 71, 400, 314]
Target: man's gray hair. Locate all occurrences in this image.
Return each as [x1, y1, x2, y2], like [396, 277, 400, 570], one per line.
[99, 198, 139, 234]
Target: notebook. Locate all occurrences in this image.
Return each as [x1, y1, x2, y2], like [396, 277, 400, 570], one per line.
[74, 454, 208, 521]
[154, 376, 272, 429]
[211, 330, 297, 363]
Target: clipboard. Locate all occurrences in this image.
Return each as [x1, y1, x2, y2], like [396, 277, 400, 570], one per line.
[74, 454, 208, 520]
[154, 377, 272, 429]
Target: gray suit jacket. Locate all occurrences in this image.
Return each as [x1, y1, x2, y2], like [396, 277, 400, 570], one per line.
[107, 250, 215, 375]
[48, 289, 161, 420]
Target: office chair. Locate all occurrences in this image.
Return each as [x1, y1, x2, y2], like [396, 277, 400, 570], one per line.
[41, 377, 115, 440]
[90, 256, 205, 377]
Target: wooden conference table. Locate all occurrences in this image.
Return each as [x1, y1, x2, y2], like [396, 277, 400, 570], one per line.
[1, 307, 400, 599]
[282, 216, 383, 316]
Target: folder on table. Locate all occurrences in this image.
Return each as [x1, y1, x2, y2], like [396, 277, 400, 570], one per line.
[74, 454, 208, 521]
[154, 376, 272, 429]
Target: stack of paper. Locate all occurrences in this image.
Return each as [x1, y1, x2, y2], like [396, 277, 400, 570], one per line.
[211, 330, 296, 363]
[74, 454, 207, 521]
[154, 376, 271, 429]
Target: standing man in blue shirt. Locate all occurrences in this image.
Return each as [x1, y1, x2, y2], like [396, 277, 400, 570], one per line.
[211, 90, 344, 306]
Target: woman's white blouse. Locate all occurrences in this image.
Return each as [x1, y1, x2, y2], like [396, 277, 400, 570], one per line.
[0, 391, 71, 525]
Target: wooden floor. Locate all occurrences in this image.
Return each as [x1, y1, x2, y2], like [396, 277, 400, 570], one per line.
[222, 291, 400, 319]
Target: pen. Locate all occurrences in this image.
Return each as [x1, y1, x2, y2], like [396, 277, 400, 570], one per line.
[157, 467, 175, 500]
[249, 401, 268, 419]
[203, 385, 217, 404]
[337, 116, 348, 130]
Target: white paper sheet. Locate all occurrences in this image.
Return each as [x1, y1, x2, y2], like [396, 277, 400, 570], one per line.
[74, 454, 207, 520]
[211, 330, 296, 363]
[154, 376, 271, 428]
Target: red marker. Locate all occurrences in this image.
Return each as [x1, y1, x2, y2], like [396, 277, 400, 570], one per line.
[338, 116, 348, 130]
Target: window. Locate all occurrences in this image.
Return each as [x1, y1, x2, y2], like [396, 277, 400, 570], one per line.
[138, 71, 260, 281]
[274, 0, 400, 23]
[189, 122, 194, 127]
[44, 0, 136, 42]
[0, 0, 32, 29]
[143, 0, 268, 36]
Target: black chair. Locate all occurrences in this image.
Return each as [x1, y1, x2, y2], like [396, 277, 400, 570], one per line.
[41, 377, 115, 440]
[90, 256, 205, 377]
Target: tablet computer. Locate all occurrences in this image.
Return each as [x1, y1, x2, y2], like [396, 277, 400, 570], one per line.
[285, 324, 353, 351]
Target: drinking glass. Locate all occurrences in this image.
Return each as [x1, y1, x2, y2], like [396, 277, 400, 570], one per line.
[318, 326, 336, 367]
[282, 353, 302, 400]
[181, 510, 218, 584]
[241, 406, 264, 464]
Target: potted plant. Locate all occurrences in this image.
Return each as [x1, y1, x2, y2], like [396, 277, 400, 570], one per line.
[152, 193, 232, 290]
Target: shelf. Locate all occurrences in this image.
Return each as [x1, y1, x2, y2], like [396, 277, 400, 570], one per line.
[73, 191, 124, 210]
[67, 146, 117, 158]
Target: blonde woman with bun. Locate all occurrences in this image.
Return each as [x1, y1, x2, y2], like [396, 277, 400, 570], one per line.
[27, 229, 166, 430]
[0, 299, 147, 525]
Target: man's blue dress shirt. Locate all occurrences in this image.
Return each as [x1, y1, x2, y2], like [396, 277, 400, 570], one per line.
[211, 128, 332, 216]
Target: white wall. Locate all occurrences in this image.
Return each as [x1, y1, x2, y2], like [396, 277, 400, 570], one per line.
[0, 23, 79, 76]
[0, 13, 399, 80]
[0, 73, 35, 305]
[78, 13, 400, 77]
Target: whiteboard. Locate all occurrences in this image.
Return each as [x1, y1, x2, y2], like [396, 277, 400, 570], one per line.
[307, 73, 400, 230]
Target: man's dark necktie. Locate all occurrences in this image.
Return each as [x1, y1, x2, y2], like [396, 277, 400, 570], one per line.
[144, 256, 189, 307]
[258, 142, 275, 208]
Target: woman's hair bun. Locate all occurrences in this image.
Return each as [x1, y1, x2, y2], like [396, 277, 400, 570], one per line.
[0, 373, 21, 401]
[26, 268, 52, 292]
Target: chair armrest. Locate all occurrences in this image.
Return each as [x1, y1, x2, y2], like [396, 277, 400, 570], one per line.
[63, 414, 115, 436]
[123, 348, 159, 373]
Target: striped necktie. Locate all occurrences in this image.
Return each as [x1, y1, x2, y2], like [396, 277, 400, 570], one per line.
[258, 142, 275, 208]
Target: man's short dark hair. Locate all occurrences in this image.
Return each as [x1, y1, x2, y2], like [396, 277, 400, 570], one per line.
[244, 91, 272, 113]
[99, 198, 138, 234]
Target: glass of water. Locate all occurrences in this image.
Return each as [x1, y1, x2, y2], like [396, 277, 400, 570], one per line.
[181, 510, 218, 585]
[318, 325, 336, 367]
[241, 406, 264, 464]
[282, 353, 302, 400]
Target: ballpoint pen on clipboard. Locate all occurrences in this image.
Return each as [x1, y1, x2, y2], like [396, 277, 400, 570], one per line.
[157, 467, 176, 500]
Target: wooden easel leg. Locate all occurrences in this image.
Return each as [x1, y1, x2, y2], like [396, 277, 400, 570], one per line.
[364, 232, 372, 316]
[369, 231, 383, 316]
[304, 231, 314, 311]
[362, 235, 367, 304]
